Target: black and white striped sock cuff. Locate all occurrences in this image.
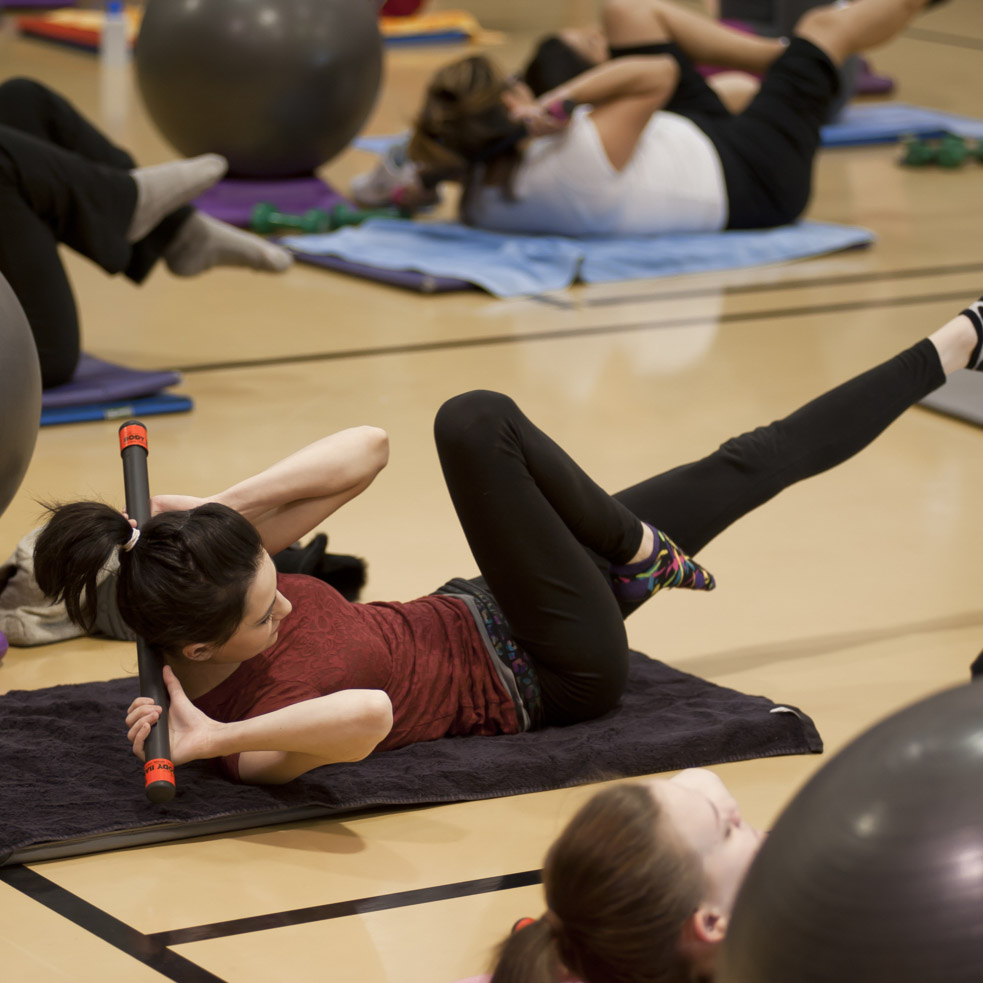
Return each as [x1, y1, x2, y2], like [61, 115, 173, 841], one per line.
[962, 298, 983, 369]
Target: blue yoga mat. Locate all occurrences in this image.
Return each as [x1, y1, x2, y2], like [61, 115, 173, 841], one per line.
[40, 392, 193, 427]
[284, 219, 874, 298]
[820, 102, 983, 146]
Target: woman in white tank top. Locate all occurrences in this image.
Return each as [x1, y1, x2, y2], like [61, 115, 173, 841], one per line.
[407, 0, 946, 237]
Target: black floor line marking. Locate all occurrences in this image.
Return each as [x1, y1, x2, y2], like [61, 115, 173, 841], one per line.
[149, 869, 543, 946]
[0, 865, 227, 983]
[903, 26, 983, 52]
[173, 288, 974, 376]
[527, 261, 983, 312]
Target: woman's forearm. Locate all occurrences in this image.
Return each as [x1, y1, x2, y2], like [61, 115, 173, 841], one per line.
[213, 426, 389, 553]
[208, 690, 394, 763]
[542, 56, 676, 109]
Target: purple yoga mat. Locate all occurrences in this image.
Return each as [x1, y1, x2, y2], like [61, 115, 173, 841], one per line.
[41, 354, 180, 409]
[292, 250, 473, 294]
[194, 176, 345, 229]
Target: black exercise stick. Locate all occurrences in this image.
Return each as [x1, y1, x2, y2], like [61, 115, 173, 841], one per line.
[119, 421, 175, 803]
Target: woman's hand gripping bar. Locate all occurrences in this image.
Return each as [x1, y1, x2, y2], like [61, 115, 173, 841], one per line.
[119, 421, 175, 803]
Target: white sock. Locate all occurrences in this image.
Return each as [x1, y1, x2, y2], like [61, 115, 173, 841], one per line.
[128, 154, 228, 243]
[164, 211, 294, 276]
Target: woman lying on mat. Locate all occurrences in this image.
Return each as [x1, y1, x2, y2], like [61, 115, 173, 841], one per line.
[0, 77, 291, 390]
[33, 300, 983, 786]
[488, 770, 757, 983]
[405, 0, 944, 236]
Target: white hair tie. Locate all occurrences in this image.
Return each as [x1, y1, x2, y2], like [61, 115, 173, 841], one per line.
[121, 527, 141, 553]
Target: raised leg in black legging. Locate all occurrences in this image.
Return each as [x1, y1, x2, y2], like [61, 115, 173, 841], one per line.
[0, 77, 136, 168]
[434, 338, 947, 727]
[0, 76, 191, 285]
[612, 339, 945, 558]
[0, 124, 138, 387]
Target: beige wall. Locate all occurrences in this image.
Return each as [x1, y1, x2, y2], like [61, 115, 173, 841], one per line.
[430, 0, 599, 33]
[430, 0, 705, 34]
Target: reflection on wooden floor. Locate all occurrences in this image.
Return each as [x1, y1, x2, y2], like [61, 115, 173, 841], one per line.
[1, 1, 982, 980]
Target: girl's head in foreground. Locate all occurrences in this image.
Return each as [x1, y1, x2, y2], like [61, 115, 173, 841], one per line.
[34, 502, 292, 665]
[492, 770, 763, 983]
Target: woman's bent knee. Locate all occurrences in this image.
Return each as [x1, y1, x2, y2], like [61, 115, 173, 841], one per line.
[0, 77, 50, 115]
[433, 390, 518, 449]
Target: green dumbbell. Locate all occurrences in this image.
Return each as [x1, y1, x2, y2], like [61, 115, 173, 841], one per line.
[328, 203, 406, 229]
[900, 135, 936, 167]
[936, 133, 971, 169]
[250, 202, 332, 235]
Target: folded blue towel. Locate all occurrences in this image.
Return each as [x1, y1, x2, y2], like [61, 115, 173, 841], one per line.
[281, 220, 874, 298]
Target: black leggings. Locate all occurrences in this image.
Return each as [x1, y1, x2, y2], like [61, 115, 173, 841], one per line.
[434, 339, 945, 727]
[0, 77, 191, 387]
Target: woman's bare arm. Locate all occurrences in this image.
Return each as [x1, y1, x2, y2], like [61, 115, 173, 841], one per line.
[152, 426, 389, 554]
[538, 56, 681, 171]
[126, 666, 394, 784]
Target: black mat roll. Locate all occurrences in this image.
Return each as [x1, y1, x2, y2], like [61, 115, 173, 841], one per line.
[0, 652, 821, 865]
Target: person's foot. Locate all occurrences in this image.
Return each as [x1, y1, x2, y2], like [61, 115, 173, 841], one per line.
[164, 211, 294, 276]
[960, 297, 983, 369]
[610, 524, 715, 604]
[128, 154, 227, 243]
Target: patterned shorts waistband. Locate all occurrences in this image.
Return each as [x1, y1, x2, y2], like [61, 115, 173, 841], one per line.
[435, 577, 544, 729]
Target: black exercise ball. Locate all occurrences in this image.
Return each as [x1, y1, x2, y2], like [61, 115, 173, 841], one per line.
[719, 682, 983, 983]
[0, 272, 41, 518]
[134, 0, 384, 178]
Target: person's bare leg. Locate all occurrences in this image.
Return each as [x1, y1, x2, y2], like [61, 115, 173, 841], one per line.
[795, 0, 939, 66]
[602, 0, 785, 74]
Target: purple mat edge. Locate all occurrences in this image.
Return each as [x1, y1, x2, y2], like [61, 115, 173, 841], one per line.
[41, 354, 181, 409]
[194, 177, 345, 228]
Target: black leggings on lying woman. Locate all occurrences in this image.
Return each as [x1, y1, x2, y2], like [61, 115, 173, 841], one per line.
[434, 338, 944, 726]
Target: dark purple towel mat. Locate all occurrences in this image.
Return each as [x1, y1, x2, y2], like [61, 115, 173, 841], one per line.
[292, 250, 474, 294]
[194, 176, 345, 228]
[41, 354, 180, 409]
[0, 651, 821, 865]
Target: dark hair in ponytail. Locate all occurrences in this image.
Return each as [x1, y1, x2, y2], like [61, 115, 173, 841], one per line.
[34, 501, 264, 656]
[491, 784, 706, 983]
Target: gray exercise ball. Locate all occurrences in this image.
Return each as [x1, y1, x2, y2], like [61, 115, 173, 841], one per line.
[134, 0, 384, 178]
[0, 272, 41, 518]
[718, 681, 983, 983]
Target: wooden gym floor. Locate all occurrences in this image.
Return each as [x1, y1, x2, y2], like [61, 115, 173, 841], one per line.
[1, 2, 982, 980]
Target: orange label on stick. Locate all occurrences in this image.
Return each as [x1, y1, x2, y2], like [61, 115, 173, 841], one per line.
[119, 424, 148, 453]
[144, 758, 175, 786]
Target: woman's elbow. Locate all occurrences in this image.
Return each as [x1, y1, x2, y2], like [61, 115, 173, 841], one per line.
[348, 689, 393, 761]
[358, 426, 390, 481]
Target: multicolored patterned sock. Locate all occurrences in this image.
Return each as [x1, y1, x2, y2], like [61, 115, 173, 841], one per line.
[960, 296, 983, 370]
[610, 524, 715, 603]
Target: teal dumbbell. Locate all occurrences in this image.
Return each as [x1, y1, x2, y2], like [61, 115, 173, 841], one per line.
[250, 202, 332, 235]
